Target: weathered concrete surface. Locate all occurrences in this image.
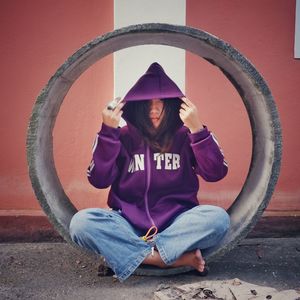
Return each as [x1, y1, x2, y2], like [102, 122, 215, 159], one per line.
[1, 238, 299, 300]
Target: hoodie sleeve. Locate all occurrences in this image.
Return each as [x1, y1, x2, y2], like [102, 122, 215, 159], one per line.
[86, 123, 121, 188]
[188, 126, 228, 182]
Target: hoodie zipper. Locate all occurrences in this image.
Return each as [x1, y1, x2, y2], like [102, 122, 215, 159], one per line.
[144, 145, 156, 227]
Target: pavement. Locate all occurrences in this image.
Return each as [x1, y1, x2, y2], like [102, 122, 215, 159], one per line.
[0, 238, 300, 300]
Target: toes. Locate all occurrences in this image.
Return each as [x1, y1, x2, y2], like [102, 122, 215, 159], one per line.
[195, 249, 205, 266]
[196, 259, 205, 272]
[198, 265, 205, 272]
[195, 249, 202, 258]
[198, 260, 205, 268]
[195, 249, 204, 260]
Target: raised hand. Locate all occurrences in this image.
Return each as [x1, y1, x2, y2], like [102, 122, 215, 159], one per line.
[179, 97, 204, 133]
[102, 98, 125, 128]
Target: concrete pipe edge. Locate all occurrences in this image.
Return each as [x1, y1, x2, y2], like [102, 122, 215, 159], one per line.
[26, 23, 282, 276]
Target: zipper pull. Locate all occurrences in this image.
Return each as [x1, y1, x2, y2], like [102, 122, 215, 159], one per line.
[140, 225, 158, 241]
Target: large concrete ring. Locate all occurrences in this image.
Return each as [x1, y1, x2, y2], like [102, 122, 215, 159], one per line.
[26, 23, 282, 276]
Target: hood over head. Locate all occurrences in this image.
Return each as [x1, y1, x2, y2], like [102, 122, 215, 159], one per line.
[122, 62, 184, 126]
[123, 62, 185, 102]
[121, 62, 185, 152]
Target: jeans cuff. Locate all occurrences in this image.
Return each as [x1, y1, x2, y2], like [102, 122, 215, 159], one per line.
[117, 247, 152, 282]
[154, 236, 173, 265]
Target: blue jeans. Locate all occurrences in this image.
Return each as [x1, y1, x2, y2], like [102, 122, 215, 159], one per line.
[69, 205, 230, 282]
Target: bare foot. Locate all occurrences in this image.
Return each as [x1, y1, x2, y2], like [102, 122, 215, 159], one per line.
[143, 249, 205, 272]
[171, 249, 205, 272]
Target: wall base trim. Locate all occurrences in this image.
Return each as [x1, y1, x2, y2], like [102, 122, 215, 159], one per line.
[0, 215, 299, 242]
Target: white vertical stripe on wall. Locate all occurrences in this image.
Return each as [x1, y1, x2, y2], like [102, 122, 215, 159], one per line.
[295, 0, 300, 58]
[114, 0, 186, 101]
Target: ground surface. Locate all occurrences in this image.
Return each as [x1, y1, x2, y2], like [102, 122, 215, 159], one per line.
[0, 238, 299, 299]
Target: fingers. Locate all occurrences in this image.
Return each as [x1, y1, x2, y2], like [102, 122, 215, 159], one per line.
[179, 109, 188, 123]
[180, 100, 194, 117]
[113, 100, 125, 114]
[180, 97, 195, 116]
[181, 97, 195, 108]
[103, 103, 124, 120]
[107, 97, 122, 110]
[115, 109, 123, 119]
[104, 98, 125, 115]
[106, 97, 124, 111]
[180, 102, 189, 111]
[102, 97, 125, 128]
[179, 107, 188, 117]
[179, 97, 203, 133]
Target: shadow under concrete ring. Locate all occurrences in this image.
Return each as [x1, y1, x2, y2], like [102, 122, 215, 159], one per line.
[26, 24, 282, 276]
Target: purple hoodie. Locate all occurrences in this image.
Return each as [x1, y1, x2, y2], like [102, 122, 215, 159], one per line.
[87, 63, 228, 233]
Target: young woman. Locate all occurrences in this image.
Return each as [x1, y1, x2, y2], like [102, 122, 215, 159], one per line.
[69, 62, 230, 282]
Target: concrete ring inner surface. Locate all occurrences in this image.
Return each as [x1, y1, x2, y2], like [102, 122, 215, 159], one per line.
[26, 23, 282, 276]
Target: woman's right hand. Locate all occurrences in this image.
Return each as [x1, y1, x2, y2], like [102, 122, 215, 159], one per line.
[102, 98, 125, 128]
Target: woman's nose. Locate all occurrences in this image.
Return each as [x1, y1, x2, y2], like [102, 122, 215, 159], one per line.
[150, 99, 162, 111]
[150, 103, 157, 111]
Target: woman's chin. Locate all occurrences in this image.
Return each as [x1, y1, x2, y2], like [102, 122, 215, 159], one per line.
[152, 121, 161, 128]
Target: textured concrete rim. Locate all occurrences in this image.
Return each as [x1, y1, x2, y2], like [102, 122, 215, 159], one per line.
[26, 23, 282, 276]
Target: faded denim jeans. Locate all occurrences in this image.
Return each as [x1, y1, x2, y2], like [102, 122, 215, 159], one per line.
[69, 205, 230, 282]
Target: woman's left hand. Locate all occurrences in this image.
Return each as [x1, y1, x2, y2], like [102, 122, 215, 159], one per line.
[179, 97, 204, 133]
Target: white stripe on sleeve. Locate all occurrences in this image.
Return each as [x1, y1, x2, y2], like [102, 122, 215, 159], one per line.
[211, 133, 228, 166]
[92, 134, 99, 154]
[87, 160, 95, 175]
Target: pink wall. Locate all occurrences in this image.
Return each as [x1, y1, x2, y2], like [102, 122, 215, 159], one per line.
[186, 0, 300, 213]
[0, 0, 113, 212]
[0, 0, 299, 217]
